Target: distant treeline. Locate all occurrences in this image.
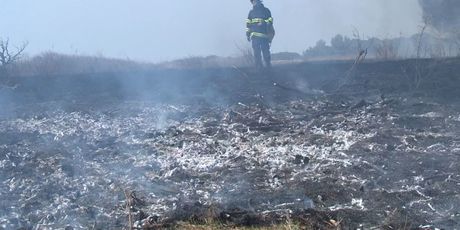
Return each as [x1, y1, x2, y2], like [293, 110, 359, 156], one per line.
[301, 33, 460, 60]
[3, 32, 460, 78]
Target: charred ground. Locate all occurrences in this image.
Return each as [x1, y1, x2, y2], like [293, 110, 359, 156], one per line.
[1, 58, 460, 229]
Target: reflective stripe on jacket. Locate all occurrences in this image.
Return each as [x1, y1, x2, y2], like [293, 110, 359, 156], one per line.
[246, 3, 273, 40]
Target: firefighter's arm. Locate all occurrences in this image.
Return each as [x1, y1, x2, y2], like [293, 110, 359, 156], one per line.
[246, 12, 252, 41]
[265, 8, 273, 26]
[246, 23, 251, 41]
[266, 9, 275, 42]
[246, 21, 252, 41]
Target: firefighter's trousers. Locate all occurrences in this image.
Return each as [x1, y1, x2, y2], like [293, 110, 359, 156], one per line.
[251, 37, 271, 68]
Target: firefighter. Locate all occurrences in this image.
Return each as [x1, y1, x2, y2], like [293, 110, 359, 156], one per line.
[246, 0, 275, 69]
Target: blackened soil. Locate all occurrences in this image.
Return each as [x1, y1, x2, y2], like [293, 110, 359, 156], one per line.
[1, 58, 460, 229]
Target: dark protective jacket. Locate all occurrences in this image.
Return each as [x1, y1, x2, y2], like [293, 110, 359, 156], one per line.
[246, 3, 274, 41]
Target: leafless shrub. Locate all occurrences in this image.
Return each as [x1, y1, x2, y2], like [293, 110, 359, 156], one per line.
[376, 39, 399, 60]
[157, 45, 255, 69]
[454, 30, 460, 56]
[352, 27, 363, 53]
[336, 28, 370, 90]
[414, 20, 429, 89]
[403, 17, 448, 91]
[429, 42, 447, 58]
[160, 56, 216, 69]
[235, 43, 254, 67]
[158, 55, 235, 69]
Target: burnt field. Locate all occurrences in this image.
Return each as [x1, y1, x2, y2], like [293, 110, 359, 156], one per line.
[1, 58, 460, 229]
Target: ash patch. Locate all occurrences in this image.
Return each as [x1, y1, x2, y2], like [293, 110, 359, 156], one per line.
[1, 96, 460, 229]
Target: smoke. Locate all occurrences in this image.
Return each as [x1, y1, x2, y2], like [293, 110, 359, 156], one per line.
[418, 0, 460, 34]
[0, 88, 15, 118]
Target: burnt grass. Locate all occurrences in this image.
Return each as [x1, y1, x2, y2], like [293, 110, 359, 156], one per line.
[1, 58, 460, 229]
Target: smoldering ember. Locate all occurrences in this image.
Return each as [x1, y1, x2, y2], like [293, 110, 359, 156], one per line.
[1, 58, 460, 229]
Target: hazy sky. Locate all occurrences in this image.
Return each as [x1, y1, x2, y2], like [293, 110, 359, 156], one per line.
[0, 0, 423, 62]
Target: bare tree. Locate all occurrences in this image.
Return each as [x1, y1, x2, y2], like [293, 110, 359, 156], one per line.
[0, 38, 28, 73]
[0, 38, 27, 88]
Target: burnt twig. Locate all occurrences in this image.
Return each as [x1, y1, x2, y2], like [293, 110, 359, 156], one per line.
[124, 190, 134, 230]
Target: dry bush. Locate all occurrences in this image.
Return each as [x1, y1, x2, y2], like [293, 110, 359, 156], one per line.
[429, 42, 448, 58]
[454, 30, 460, 56]
[9, 52, 156, 76]
[156, 42, 255, 69]
[413, 21, 429, 89]
[235, 43, 254, 67]
[400, 20, 448, 91]
[158, 53, 254, 69]
[376, 39, 399, 60]
[159, 55, 222, 69]
[352, 28, 364, 53]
